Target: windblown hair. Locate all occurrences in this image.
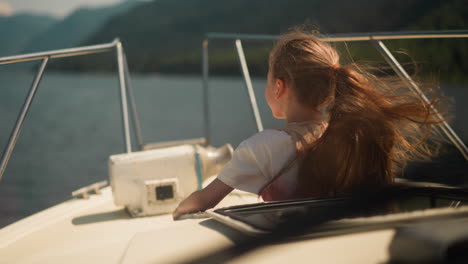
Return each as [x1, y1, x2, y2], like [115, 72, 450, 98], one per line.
[265, 31, 443, 198]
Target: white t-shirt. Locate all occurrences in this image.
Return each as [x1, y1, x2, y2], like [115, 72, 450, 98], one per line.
[217, 129, 298, 196]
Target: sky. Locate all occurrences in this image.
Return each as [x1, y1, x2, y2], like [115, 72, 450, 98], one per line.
[0, 0, 125, 17]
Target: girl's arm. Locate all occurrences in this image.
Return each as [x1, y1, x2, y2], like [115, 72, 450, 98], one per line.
[172, 179, 233, 220]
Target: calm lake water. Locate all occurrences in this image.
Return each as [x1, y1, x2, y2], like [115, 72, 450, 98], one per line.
[0, 71, 467, 228]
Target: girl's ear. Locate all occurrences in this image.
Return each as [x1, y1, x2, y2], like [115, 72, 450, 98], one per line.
[275, 78, 288, 99]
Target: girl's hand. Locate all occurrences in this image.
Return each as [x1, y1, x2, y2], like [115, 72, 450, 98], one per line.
[172, 191, 205, 220]
[172, 179, 233, 220]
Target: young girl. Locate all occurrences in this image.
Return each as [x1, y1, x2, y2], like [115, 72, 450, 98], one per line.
[173, 30, 441, 220]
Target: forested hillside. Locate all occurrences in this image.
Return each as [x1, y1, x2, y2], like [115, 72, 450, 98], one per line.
[21, 1, 139, 53]
[53, 0, 466, 82]
[0, 14, 57, 56]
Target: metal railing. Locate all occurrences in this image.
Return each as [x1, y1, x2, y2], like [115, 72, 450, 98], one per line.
[202, 30, 468, 161]
[0, 39, 143, 181]
[1, 31, 466, 182]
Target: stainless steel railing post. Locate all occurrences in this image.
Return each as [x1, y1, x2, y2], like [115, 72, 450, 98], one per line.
[0, 40, 117, 65]
[123, 51, 144, 150]
[0, 57, 49, 180]
[235, 39, 264, 132]
[371, 39, 468, 161]
[202, 39, 211, 144]
[207, 30, 468, 43]
[116, 41, 132, 153]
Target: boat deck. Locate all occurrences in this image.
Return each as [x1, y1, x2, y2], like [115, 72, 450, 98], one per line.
[4, 183, 468, 262]
[0, 186, 258, 263]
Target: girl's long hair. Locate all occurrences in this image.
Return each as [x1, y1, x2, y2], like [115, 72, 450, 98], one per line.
[266, 31, 444, 198]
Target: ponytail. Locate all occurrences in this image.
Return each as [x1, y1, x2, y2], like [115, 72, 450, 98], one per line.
[295, 65, 441, 197]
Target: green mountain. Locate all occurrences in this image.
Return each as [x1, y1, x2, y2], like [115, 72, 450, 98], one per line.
[0, 14, 57, 57]
[21, 1, 139, 53]
[406, 0, 468, 83]
[55, 0, 467, 82]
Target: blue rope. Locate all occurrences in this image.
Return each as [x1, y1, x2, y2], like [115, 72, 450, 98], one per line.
[193, 145, 203, 190]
